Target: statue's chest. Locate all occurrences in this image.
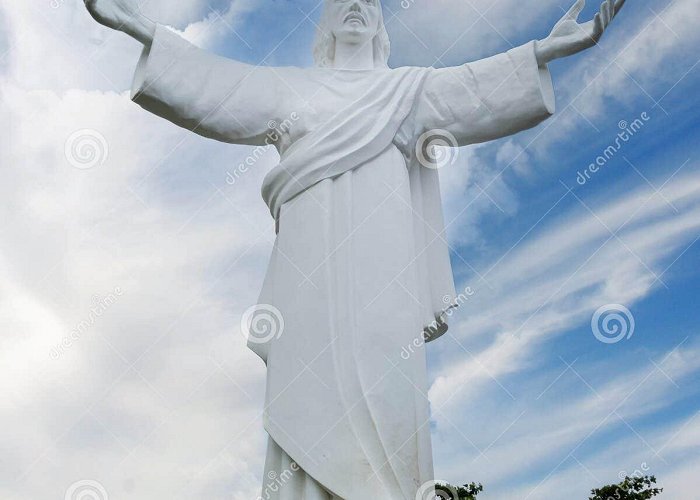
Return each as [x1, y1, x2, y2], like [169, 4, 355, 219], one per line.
[284, 78, 375, 141]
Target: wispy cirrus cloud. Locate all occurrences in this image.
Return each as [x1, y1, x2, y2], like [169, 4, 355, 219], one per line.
[428, 165, 700, 497]
[433, 336, 700, 495]
[431, 167, 700, 407]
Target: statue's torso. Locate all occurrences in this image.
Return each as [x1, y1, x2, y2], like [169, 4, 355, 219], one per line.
[265, 67, 401, 155]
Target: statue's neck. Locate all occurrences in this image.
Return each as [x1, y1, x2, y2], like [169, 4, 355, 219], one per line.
[333, 41, 375, 70]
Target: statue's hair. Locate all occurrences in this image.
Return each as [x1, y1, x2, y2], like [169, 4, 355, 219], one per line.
[313, 0, 391, 68]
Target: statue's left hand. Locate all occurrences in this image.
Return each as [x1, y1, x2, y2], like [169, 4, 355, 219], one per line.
[83, 0, 155, 45]
[535, 0, 626, 65]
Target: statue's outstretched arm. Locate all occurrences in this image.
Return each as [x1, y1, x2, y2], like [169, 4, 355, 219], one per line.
[83, 0, 287, 147]
[83, 0, 155, 46]
[535, 0, 626, 65]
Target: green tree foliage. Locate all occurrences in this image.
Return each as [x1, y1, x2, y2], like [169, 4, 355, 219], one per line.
[435, 482, 483, 499]
[589, 475, 662, 500]
[438, 474, 662, 499]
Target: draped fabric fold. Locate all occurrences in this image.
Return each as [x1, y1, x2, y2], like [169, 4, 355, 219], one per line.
[262, 67, 426, 223]
[257, 66, 458, 360]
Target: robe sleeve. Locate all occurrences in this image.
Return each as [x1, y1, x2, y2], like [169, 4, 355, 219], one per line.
[415, 41, 556, 146]
[131, 25, 285, 146]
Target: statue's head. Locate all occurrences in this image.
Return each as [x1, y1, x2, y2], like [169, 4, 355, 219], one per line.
[314, 0, 391, 68]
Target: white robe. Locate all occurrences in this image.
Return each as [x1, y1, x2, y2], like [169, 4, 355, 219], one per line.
[131, 25, 555, 500]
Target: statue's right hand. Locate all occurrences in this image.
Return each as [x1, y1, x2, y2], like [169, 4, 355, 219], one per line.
[84, 0, 135, 31]
[83, 0, 155, 44]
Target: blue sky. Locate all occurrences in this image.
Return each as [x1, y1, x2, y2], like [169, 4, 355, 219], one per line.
[1, 0, 698, 499]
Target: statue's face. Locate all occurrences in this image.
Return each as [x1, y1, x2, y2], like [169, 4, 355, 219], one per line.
[327, 0, 381, 46]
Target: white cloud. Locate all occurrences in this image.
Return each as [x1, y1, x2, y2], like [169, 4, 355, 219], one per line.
[0, 1, 278, 498]
[177, 0, 261, 48]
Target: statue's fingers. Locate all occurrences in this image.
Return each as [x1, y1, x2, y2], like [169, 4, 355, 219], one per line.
[566, 0, 587, 20]
[593, 12, 604, 39]
[613, 0, 626, 16]
[600, 1, 611, 26]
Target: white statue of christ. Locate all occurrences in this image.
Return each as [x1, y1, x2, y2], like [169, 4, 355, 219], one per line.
[83, 0, 625, 498]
